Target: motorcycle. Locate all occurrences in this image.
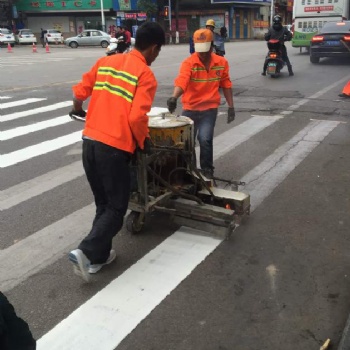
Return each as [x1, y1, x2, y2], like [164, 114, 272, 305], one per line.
[105, 35, 131, 56]
[264, 39, 285, 78]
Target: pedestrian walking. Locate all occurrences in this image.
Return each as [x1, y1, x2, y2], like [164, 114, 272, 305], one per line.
[0, 292, 36, 350]
[167, 28, 235, 179]
[40, 28, 47, 48]
[68, 22, 165, 282]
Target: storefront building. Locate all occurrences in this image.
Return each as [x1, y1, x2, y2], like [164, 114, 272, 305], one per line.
[13, 0, 117, 38]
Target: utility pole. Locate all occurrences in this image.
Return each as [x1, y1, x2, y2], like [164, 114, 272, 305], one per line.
[100, 0, 106, 32]
[270, 0, 274, 26]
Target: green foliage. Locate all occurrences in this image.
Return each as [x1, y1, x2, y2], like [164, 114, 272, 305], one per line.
[137, 0, 158, 18]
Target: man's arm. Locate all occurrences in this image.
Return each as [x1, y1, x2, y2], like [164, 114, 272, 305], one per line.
[222, 87, 233, 108]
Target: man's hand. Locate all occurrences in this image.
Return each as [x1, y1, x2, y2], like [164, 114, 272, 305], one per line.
[141, 137, 153, 155]
[167, 97, 177, 113]
[227, 107, 235, 124]
[69, 109, 86, 119]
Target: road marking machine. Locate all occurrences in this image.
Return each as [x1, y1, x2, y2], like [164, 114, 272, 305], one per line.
[71, 107, 250, 239]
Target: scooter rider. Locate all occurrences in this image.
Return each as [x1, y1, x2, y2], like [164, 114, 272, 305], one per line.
[262, 15, 294, 76]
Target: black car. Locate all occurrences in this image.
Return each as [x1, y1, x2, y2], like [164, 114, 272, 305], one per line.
[310, 21, 350, 64]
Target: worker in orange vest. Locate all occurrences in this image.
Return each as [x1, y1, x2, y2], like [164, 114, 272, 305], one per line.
[339, 80, 350, 98]
[167, 28, 235, 180]
[68, 22, 165, 282]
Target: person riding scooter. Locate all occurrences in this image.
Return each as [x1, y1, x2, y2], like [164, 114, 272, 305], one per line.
[262, 15, 294, 76]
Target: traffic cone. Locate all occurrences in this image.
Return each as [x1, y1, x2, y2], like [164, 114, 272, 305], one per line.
[32, 42, 37, 53]
[341, 81, 350, 97]
[7, 43, 12, 53]
[45, 42, 50, 53]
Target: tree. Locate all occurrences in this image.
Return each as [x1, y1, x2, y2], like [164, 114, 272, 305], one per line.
[137, 0, 158, 19]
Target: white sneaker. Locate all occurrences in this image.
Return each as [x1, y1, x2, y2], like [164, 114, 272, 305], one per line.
[68, 249, 91, 283]
[88, 250, 116, 274]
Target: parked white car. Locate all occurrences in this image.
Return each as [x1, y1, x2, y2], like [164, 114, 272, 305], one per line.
[15, 29, 37, 44]
[0, 28, 15, 47]
[44, 29, 63, 44]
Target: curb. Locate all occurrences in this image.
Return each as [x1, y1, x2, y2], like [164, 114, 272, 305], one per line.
[338, 313, 350, 350]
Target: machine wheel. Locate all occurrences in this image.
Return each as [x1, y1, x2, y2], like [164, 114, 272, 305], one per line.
[310, 55, 320, 64]
[69, 41, 78, 48]
[101, 40, 109, 48]
[126, 211, 144, 234]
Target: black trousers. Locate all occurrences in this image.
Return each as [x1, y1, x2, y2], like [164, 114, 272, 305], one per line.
[0, 292, 36, 350]
[79, 139, 131, 264]
[263, 45, 292, 72]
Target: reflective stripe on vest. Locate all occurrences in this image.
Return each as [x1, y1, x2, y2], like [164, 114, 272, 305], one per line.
[93, 66, 139, 103]
[190, 65, 225, 83]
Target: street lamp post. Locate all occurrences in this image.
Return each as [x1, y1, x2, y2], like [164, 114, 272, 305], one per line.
[270, 0, 274, 26]
[100, 0, 106, 32]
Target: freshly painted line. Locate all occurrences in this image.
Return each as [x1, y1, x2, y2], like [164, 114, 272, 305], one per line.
[36, 227, 222, 350]
[2, 115, 280, 209]
[241, 119, 340, 211]
[280, 111, 293, 115]
[0, 204, 95, 292]
[0, 131, 82, 168]
[0, 96, 11, 99]
[0, 115, 73, 140]
[211, 115, 282, 161]
[0, 161, 84, 211]
[1, 101, 72, 122]
[0, 98, 45, 110]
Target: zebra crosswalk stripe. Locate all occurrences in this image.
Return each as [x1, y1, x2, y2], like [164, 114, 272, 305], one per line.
[0, 97, 45, 109]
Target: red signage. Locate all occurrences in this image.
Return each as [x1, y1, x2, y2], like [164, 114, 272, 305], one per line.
[304, 6, 334, 12]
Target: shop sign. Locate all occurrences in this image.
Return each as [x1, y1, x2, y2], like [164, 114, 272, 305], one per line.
[16, 0, 113, 11]
[116, 11, 125, 17]
[253, 20, 269, 28]
[211, 0, 270, 3]
[112, 0, 156, 11]
[304, 6, 334, 12]
[125, 12, 147, 19]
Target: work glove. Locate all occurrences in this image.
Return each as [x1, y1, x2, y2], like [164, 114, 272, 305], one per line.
[141, 137, 153, 155]
[167, 97, 177, 113]
[69, 109, 86, 119]
[227, 107, 235, 124]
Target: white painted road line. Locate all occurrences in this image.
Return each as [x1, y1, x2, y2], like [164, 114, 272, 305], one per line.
[36, 227, 222, 350]
[0, 161, 84, 211]
[241, 119, 340, 211]
[1, 101, 72, 122]
[0, 96, 11, 99]
[0, 97, 45, 110]
[0, 204, 95, 292]
[0, 131, 82, 168]
[0, 115, 73, 141]
[2, 115, 281, 209]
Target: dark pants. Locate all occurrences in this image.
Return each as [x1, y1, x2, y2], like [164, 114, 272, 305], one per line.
[0, 292, 36, 350]
[263, 45, 293, 72]
[79, 139, 131, 264]
[182, 108, 217, 171]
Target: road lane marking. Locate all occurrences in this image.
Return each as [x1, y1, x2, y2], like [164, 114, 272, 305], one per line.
[1, 115, 282, 209]
[36, 227, 222, 350]
[0, 98, 45, 110]
[1, 101, 72, 122]
[0, 204, 95, 292]
[1, 115, 73, 140]
[241, 119, 340, 211]
[0, 131, 82, 168]
[0, 161, 84, 211]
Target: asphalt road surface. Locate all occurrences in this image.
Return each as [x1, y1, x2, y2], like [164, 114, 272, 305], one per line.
[1, 41, 350, 350]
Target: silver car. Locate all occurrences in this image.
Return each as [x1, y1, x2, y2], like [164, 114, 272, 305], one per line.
[64, 30, 111, 48]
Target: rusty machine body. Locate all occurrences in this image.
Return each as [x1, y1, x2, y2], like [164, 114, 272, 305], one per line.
[126, 108, 250, 239]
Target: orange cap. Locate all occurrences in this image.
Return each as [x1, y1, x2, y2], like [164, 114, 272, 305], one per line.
[193, 29, 213, 53]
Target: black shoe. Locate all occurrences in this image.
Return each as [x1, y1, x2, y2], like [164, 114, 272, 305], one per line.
[288, 70, 294, 76]
[261, 72, 266, 76]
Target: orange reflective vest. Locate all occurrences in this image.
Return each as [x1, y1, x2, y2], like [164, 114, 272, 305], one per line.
[174, 52, 232, 111]
[73, 50, 157, 153]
